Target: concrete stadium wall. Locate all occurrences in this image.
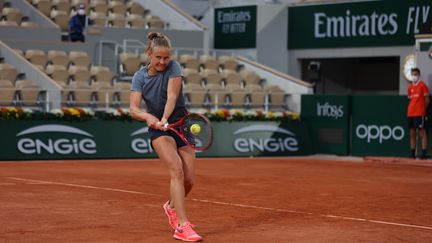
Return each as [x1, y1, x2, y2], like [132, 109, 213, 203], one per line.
[256, 4, 289, 74]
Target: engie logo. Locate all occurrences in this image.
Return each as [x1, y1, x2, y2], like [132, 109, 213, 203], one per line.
[130, 127, 154, 154]
[16, 125, 97, 155]
[317, 102, 344, 119]
[355, 124, 405, 143]
[233, 125, 299, 153]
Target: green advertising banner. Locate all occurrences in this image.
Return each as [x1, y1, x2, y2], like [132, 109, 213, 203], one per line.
[0, 120, 312, 160]
[288, 0, 432, 49]
[301, 95, 350, 155]
[214, 5, 257, 49]
[351, 95, 410, 157]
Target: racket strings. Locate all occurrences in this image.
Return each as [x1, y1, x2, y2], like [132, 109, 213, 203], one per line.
[183, 115, 212, 150]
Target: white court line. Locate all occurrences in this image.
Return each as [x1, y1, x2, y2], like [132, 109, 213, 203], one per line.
[7, 177, 161, 197]
[6, 177, 432, 231]
[0, 182, 16, 185]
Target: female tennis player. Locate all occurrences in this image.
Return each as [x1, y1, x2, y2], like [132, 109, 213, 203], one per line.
[130, 32, 202, 242]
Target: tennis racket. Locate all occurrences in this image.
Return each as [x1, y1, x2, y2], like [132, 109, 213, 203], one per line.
[164, 113, 213, 151]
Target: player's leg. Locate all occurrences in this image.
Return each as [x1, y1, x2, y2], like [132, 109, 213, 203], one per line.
[420, 116, 428, 159]
[409, 117, 416, 158]
[175, 145, 203, 242]
[152, 136, 189, 225]
[178, 146, 196, 197]
[420, 128, 427, 158]
[410, 128, 417, 158]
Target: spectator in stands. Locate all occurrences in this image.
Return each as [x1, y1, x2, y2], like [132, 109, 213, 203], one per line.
[129, 32, 202, 242]
[68, 4, 87, 42]
[407, 67, 430, 159]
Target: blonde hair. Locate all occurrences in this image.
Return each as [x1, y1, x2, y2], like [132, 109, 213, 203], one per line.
[144, 32, 171, 54]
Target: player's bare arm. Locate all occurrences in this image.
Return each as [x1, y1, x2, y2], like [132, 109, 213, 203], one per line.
[130, 91, 159, 128]
[162, 76, 182, 125]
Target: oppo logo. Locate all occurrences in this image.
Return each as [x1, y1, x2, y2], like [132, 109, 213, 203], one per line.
[355, 124, 405, 143]
[16, 125, 97, 155]
[317, 102, 344, 119]
[233, 125, 299, 153]
[130, 127, 153, 154]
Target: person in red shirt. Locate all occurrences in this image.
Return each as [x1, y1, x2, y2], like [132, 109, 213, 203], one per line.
[407, 68, 430, 159]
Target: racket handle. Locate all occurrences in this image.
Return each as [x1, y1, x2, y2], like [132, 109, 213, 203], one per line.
[163, 123, 169, 129]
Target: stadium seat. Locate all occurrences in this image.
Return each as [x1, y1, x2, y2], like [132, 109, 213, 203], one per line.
[206, 83, 224, 91]
[90, 0, 108, 15]
[69, 82, 94, 106]
[108, 13, 126, 27]
[119, 53, 141, 77]
[25, 49, 48, 70]
[89, 12, 107, 27]
[267, 85, 286, 109]
[126, 14, 146, 28]
[240, 69, 261, 86]
[0, 63, 18, 84]
[92, 81, 114, 107]
[222, 70, 242, 87]
[146, 18, 165, 29]
[179, 54, 200, 71]
[90, 66, 114, 84]
[50, 9, 69, 32]
[69, 51, 91, 68]
[207, 83, 230, 107]
[246, 84, 263, 91]
[108, 1, 126, 15]
[248, 91, 267, 109]
[126, 1, 146, 16]
[113, 82, 131, 106]
[0, 79, 16, 105]
[47, 50, 69, 67]
[52, 0, 71, 13]
[183, 68, 203, 86]
[225, 83, 242, 91]
[230, 89, 248, 108]
[218, 56, 240, 71]
[51, 79, 73, 105]
[201, 69, 223, 86]
[0, 20, 18, 26]
[1, 7, 22, 25]
[199, 55, 219, 71]
[31, 0, 52, 16]
[68, 65, 92, 83]
[15, 80, 40, 106]
[45, 64, 70, 83]
[183, 83, 206, 107]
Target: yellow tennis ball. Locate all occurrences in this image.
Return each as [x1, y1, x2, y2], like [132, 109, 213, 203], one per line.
[190, 124, 201, 135]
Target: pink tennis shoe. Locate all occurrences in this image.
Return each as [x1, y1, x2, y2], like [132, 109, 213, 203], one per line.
[163, 201, 178, 229]
[173, 221, 202, 242]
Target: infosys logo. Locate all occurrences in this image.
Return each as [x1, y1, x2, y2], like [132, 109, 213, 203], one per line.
[317, 102, 343, 119]
[355, 124, 405, 143]
[233, 125, 299, 153]
[16, 125, 97, 155]
[130, 127, 153, 154]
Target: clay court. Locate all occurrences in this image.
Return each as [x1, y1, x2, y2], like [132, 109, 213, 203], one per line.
[1, 157, 432, 242]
